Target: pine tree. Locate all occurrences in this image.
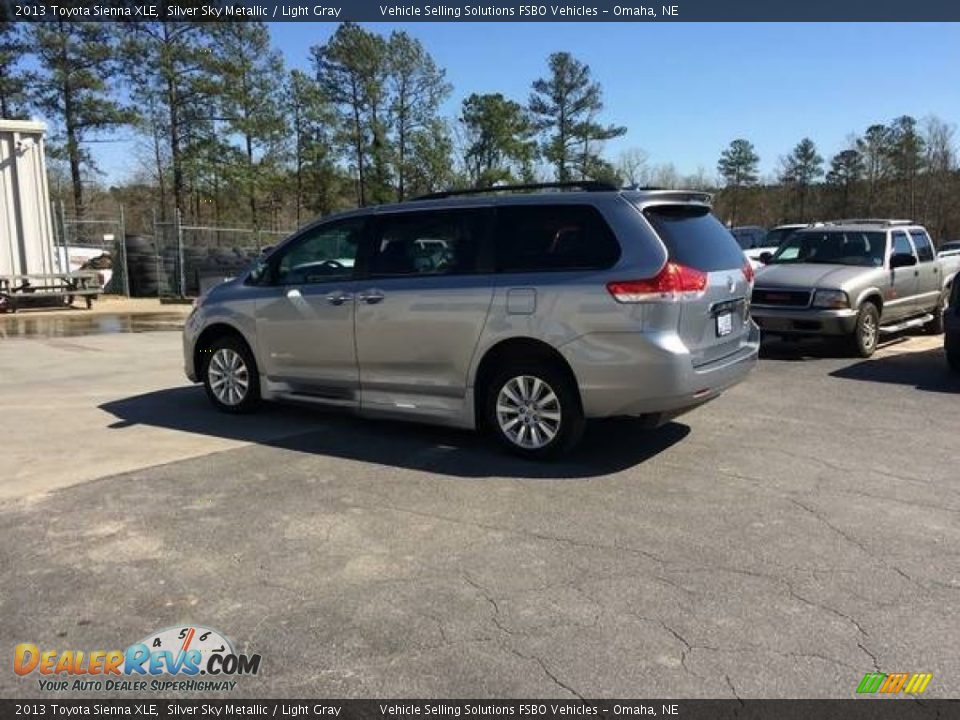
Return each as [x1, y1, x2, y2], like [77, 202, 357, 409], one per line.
[386, 31, 450, 201]
[529, 52, 625, 182]
[124, 18, 217, 221]
[30, 22, 134, 217]
[780, 137, 823, 221]
[461, 93, 538, 187]
[717, 139, 760, 226]
[826, 148, 864, 217]
[313, 23, 391, 206]
[0, 18, 34, 119]
[209, 22, 288, 229]
[287, 69, 340, 221]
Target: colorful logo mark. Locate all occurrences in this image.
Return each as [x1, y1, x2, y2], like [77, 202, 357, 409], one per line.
[857, 672, 933, 695]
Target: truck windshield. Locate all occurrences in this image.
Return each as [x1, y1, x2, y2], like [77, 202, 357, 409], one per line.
[770, 231, 886, 267]
[763, 227, 801, 248]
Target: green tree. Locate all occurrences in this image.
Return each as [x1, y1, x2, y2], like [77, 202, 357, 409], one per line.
[405, 118, 456, 197]
[529, 52, 625, 182]
[856, 124, 893, 214]
[313, 23, 391, 206]
[887, 115, 925, 218]
[0, 18, 34, 119]
[124, 19, 217, 220]
[780, 137, 823, 221]
[717, 139, 760, 226]
[386, 31, 450, 201]
[30, 22, 133, 217]
[287, 69, 341, 221]
[209, 22, 288, 229]
[460, 92, 538, 187]
[920, 116, 956, 239]
[826, 148, 864, 217]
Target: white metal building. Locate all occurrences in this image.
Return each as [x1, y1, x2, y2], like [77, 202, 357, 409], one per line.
[0, 119, 56, 276]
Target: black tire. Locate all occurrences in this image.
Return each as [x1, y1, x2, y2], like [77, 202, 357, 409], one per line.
[947, 332, 960, 373]
[847, 303, 880, 358]
[482, 362, 584, 460]
[201, 335, 261, 414]
[925, 291, 948, 335]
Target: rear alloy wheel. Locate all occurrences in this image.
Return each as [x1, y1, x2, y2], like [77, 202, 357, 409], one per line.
[484, 364, 584, 459]
[202, 336, 261, 413]
[848, 303, 880, 358]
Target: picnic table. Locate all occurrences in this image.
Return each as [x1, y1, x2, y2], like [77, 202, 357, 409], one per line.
[0, 271, 103, 313]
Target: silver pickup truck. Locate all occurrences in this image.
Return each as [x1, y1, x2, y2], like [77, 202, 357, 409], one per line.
[751, 220, 960, 357]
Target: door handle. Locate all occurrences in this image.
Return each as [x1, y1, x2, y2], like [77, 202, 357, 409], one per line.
[325, 291, 352, 306]
[357, 290, 385, 304]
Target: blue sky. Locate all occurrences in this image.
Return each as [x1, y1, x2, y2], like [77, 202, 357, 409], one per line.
[77, 22, 960, 183]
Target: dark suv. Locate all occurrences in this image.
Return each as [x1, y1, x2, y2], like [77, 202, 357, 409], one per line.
[946, 278, 960, 372]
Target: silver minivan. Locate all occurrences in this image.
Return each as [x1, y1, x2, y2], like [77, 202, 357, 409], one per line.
[183, 183, 759, 458]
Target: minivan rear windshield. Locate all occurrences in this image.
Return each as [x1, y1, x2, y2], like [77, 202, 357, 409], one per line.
[643, 206, 747, 272]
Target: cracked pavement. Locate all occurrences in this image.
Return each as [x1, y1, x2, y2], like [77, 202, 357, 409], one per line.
[1, 330, 958, 698]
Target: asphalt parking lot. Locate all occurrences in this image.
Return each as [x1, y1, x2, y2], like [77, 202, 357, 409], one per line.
[1, 320, 958, 699]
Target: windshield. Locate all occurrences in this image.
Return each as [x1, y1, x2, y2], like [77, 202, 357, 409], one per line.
[769, 230, 886, 267]
[763, 227, 801, 249]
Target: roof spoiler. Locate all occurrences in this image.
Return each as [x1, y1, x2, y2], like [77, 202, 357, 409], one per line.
[627, 189, 713, 206]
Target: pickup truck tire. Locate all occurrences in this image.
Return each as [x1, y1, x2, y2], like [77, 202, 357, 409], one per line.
[925, 291, 948, 335]
[848, 303, 880, 358]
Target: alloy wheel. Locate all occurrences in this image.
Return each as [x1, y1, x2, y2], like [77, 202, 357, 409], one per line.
[495, 375, 562, 450]
[208, 348, 249, 406]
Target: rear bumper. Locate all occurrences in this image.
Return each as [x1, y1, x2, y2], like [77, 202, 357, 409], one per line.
[751, 306, 858, 336]
[559, 324, 760, 419]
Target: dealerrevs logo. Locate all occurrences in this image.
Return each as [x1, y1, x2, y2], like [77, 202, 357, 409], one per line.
[14, 625, 261, 693]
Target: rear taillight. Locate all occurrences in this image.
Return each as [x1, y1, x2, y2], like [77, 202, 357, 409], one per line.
[607, 262, 708, 303]
[741, 259, 755, 284]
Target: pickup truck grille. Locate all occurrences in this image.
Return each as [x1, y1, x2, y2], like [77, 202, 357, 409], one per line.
[752, 288, 812, 307]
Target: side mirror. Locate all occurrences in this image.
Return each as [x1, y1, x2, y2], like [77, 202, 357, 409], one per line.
[759, 252, 773, 265]
[890, 252, 917, 269]
[246, 258, 270, 286]
[259, 245, 274, 256]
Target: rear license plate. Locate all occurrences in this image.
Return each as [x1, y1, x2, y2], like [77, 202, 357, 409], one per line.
[716, 312, 733, 337]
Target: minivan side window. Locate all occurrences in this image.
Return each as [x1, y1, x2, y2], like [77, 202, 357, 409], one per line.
[494, 204, 620, 272]
[272, 219, 364, 285]
[910, 230, 935, 262]
[368, 210, 485, 277]
[891, 231, 915, 261]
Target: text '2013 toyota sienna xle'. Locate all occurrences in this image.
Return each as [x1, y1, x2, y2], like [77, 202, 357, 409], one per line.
[183, 183, 759, 459]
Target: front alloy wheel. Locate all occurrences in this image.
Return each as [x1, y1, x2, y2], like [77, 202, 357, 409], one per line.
[208, 348, 250, 406]
[849, 303, 880, 358]
[202, 336, 261, 413]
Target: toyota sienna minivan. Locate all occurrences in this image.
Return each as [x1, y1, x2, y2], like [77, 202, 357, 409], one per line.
[183, 183, 759, 458]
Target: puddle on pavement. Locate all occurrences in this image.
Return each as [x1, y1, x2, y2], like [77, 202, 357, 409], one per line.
[0, 312, 186, 338]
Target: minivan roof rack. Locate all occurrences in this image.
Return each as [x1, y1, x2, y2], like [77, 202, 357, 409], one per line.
[826, 218, 914, 227]
[412, 181, 619, 201]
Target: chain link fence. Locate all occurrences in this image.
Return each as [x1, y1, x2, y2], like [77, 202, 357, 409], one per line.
[55, 205, 296, 299]
[149, 210, 293, 298]
[52, 201, 129, 296]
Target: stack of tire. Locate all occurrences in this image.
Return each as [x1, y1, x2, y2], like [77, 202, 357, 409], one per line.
[124, 235, 159, 297]
[124, 236, 261, 297]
